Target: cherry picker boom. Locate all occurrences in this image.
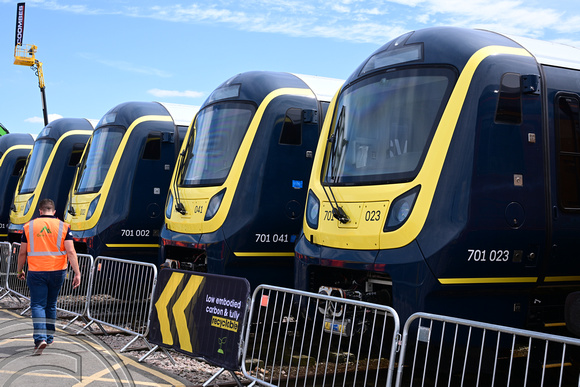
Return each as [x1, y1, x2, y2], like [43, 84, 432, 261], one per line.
[13, 3, 48, 126]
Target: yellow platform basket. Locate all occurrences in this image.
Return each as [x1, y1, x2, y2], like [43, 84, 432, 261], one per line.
[13, 44, 37, 66]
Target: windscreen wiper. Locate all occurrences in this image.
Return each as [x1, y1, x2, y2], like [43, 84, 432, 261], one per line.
[173, 150, 187, 215]
[322, 106, 350, 224]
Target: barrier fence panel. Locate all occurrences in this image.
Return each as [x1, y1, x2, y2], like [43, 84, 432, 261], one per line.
[5, 243, 30, 303]
[79, 256, 158, 351]
[0, 242, 10, 295]
[395, 312, 580, 387]
[145, 268, 251, 380]
[241, 285, 401, 387]
[57, 253, 94, 328]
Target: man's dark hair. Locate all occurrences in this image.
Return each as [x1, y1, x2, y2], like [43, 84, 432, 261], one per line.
[38, 198, 55, 212]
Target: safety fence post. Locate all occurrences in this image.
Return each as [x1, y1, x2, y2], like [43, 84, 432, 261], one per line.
[77, 256, 158, 353]
[241, 285, 401, 387]
[57, 253, 94, 329]
[395, 312, 580, 387]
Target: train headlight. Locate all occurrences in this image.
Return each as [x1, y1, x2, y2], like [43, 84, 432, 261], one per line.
[205, 189, 225, 221]
[306, 190, 319, 229]
[86, 195, 100, 220]
[165, 192, 173, 220]
[384, 186, 420, 232]
[23, 195, 34, 216]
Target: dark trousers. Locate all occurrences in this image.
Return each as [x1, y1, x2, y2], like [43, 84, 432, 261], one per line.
[27, 270, 66, 345]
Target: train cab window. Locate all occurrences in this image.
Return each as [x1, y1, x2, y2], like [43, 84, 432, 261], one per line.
[279, 108, 302, 145]
[68, 143, 86, 166]
[142, 132, 161, 160]
[557, 95, 580, 209]
[12, 158, 26, 176]
[495, 73, 522, 125]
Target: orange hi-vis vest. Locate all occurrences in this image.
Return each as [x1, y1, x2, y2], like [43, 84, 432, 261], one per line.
[25, 217, 68, 271]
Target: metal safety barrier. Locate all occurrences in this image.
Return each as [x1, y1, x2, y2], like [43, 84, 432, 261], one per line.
[78, 256, 158, 352]
[241, 285, 401, 387]
[57, 253, 94, 328]
[0, 242, 10, 296]
[5, 243, 30, 305]
[395, 312, 580, 387]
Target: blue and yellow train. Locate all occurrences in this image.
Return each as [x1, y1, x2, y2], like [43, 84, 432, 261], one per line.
[64, 101, 198, 264]
[161, 71, 343, 288]
[295, 27, 580, 329]
[8, 118, 94, 242]
[0, 133, 33, 240]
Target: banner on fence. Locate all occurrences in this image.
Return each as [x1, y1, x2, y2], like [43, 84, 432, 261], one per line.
[148, 268, 250, 370]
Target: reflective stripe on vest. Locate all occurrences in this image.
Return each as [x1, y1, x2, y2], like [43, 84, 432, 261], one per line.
[25, 217, 68, 271]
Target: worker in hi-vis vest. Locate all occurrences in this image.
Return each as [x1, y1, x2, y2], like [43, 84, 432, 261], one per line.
[16, 198, 81, 355]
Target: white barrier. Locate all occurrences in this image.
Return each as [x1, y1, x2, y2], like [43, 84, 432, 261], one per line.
[396, 312, 580, 387]
[57, 253, 94, 328]
[78, 256, 158, 352]
[241, 285, 401, 387]
[0, 242, 10, 297]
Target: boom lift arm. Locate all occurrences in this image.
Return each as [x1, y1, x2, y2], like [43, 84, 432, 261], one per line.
[14, 44, 48, 126]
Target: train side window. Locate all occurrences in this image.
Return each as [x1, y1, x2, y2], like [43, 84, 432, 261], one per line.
[68, 143, 86, 166]
[143, 132, 162, 160]
[495, 73, 522, 125]
[557, 95, 580, 209]
[279, 108, 302, 145]
[12, 158, 26, 176]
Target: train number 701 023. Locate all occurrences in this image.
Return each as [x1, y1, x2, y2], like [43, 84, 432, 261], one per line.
[467, 249, 510, 262]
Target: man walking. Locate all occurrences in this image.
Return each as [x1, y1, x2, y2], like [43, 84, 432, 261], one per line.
[16, 198, 81, 355]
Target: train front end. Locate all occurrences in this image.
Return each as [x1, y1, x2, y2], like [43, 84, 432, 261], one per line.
[295, 27, 551, 328]
[162, 71, 343, 288]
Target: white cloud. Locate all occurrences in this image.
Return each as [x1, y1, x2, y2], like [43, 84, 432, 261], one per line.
[25, 113, 63, 124]
[28, 0, 580, 46]
[79, 53, 172, 77]
[148, 89, 205, 98]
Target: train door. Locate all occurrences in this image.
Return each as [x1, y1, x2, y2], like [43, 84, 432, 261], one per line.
[128, 129, 175, 257]
[260, 103, 320, 239]
[545, 66, 580, 282]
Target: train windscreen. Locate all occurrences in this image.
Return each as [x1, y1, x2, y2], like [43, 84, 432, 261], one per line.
[76, 126, 124, 193]
[324, 67, 455, 185]
[18, 139, 55, 194]
[181, 102, 255, 186]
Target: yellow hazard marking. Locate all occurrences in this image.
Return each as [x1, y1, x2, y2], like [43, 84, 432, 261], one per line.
[155, 272, 184, 345]
[172, 275, 205, 353]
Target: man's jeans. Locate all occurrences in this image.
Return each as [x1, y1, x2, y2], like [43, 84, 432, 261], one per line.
[27, 270, 66, 346]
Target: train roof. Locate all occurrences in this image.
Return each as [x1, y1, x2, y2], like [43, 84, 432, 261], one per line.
[36, 118, 95, 140]
[204, 71, 344, 109]
[97, 101, 198, 130]
[496, 32, 580, 70]
[291, 74, 345, 102]
[0, 133, 34, 153]
[347, 27, 580, 86]
[156, 102, 200, 127]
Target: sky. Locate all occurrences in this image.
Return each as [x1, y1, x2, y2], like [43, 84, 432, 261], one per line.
[1, 0, 579, 135]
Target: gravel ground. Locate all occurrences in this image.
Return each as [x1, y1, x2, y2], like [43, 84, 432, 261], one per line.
[0, 296, 249, 386]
